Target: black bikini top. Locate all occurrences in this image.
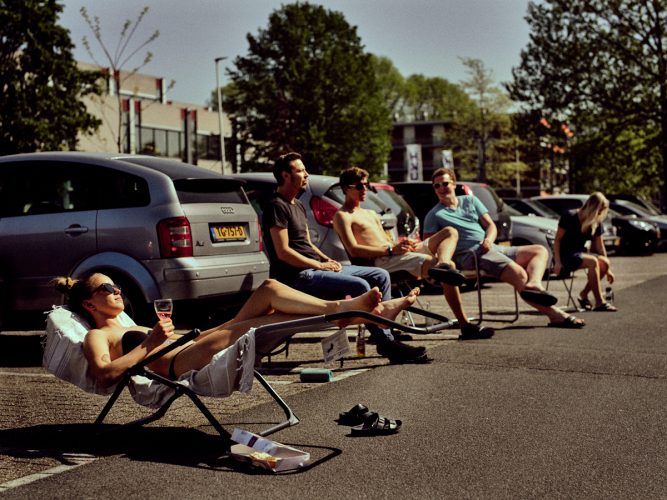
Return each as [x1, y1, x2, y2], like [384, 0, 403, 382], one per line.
[121, 330, 149, 355]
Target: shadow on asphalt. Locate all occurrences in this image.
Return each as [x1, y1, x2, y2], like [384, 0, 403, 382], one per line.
[0, 335, 43, 367]
[0, 424, 341, 474]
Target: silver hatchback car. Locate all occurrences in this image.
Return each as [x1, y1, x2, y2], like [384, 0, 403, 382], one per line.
[0, 152, 269, 327]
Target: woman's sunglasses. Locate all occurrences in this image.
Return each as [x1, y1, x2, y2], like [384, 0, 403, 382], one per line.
[94, 283, 121, 295]
[432, 181, 452, 189]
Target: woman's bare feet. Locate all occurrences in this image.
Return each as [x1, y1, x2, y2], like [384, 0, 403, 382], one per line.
[334, 287, 383, 327]
[372, 287, 421, 323]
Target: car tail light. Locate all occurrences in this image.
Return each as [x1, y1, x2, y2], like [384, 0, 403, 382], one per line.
[157, 217, 193, 258]
[310, 196, 339, 228]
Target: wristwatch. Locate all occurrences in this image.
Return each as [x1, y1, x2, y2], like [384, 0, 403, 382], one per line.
[387, 245, 393, 256]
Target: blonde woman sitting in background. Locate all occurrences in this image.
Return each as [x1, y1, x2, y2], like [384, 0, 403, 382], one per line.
[552, 192, 617, 312]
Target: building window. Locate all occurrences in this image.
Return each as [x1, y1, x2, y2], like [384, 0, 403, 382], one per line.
[167, 130, 182, 158]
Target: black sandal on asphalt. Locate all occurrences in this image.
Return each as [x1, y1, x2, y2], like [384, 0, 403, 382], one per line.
[592, 302, 617, 312]
[459, 323, 495, 340]
[519, 288, 558, 307]
[350, 412, 402, 436]
[376, 339, 425, 358]
[547, 315, 585, 329]
[577, 296, 593, 311]
[338, 403, 370, 426]
[427, 263, 466, 287]
[377, 341, 432, 364]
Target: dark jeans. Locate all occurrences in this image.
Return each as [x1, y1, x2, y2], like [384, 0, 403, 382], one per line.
[286, 265, 393, 342]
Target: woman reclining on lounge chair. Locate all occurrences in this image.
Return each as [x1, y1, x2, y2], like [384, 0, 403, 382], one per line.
[52, 274, 420, 388]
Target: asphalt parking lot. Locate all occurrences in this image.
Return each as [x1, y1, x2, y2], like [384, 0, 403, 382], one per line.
[1, 252, 665, 498]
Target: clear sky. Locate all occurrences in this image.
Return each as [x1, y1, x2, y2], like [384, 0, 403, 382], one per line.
[58, 0, 532, 106]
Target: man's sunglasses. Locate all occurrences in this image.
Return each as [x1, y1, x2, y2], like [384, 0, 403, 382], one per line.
[94, 283, 121, 295]
[348, 182, 370, 191]
[432, 181, 452, 189]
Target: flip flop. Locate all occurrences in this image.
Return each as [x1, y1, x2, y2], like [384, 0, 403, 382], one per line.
[519, 289, 558, 307]
[427, 263, 466, 287]
[337, 403, 369, 426]
[350, 412, 402, 436]
[547, 315, 585, 329]
[577, 297, 593, 311]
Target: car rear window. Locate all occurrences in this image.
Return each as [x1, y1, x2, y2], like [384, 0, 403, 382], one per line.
[0, 161, 150, 216]
[468, 186, 500, 215]
[172, 179, 247, 204]
[374, 189, 414, 217]
[325, 185, 391, 214]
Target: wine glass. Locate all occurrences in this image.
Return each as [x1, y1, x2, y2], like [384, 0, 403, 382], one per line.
[154, 298, 173, 321]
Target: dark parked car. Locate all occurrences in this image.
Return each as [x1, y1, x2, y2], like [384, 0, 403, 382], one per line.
[504, 197, 560, 219]
[0, 152, 269, 328]
[371, 183, 420, 242]
[233, 173, 398, 264]
[608, 199, 666, 251]
[531, 194, 658, 255]
[607, 194, 663, 216]
[391, 181, 512, 243]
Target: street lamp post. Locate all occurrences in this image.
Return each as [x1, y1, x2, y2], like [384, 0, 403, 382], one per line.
[215, 56, 227, 174]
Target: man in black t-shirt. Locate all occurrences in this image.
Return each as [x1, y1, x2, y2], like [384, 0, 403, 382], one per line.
[261, 152, 428, 363]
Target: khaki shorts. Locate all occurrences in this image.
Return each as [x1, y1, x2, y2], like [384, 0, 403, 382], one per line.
[457, 244, 519, 279]
[373, 239, 432, 278]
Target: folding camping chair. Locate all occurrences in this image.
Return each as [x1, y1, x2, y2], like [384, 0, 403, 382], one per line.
[43, 306, 311, 447]
[43, 306, 452, 449]
[348, 257, 456, 330]
[545, 268, 579, 311]
[459, 249, 519, 325]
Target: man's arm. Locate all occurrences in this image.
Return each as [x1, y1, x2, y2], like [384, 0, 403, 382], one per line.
[333, 211, 397, 259]
[304, 225, 336, 262]
[269, 226, 339, 271]
[478, 213, 497, 252]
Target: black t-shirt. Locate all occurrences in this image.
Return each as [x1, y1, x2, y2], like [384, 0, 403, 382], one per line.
[262, 192, 321, 282]
[558, 209, 602, 257]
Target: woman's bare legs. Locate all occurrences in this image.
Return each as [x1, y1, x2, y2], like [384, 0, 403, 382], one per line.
[579, 255, 611, 306]
[372, 287, 420, 324]
[169, 287, 420, 378]
[225, 279, 382, 326]
[576, 254, 604, 306]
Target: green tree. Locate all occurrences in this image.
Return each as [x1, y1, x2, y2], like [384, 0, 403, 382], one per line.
[370, 55, 407, 121]
[507, 0, 667, 207]
[403, 74, 474, 123]
[222, 2, 392, 177]
[459, 57, 517, 184]
[0, 0, 101, 154]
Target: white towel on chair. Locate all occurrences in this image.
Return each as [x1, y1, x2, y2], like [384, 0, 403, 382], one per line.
[43, 306, 256, 409]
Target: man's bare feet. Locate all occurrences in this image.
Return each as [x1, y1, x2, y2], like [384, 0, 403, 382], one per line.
[372, 287, 420, 324]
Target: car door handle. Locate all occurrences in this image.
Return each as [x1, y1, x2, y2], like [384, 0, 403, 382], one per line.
[64, 224, 89, 235]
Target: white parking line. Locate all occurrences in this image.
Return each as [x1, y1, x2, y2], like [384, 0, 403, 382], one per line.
[0, 371, 53, 378]
[0, 452, 99, 492]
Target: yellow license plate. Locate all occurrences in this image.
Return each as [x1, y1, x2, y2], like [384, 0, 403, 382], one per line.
[210, 225, 247, 242]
